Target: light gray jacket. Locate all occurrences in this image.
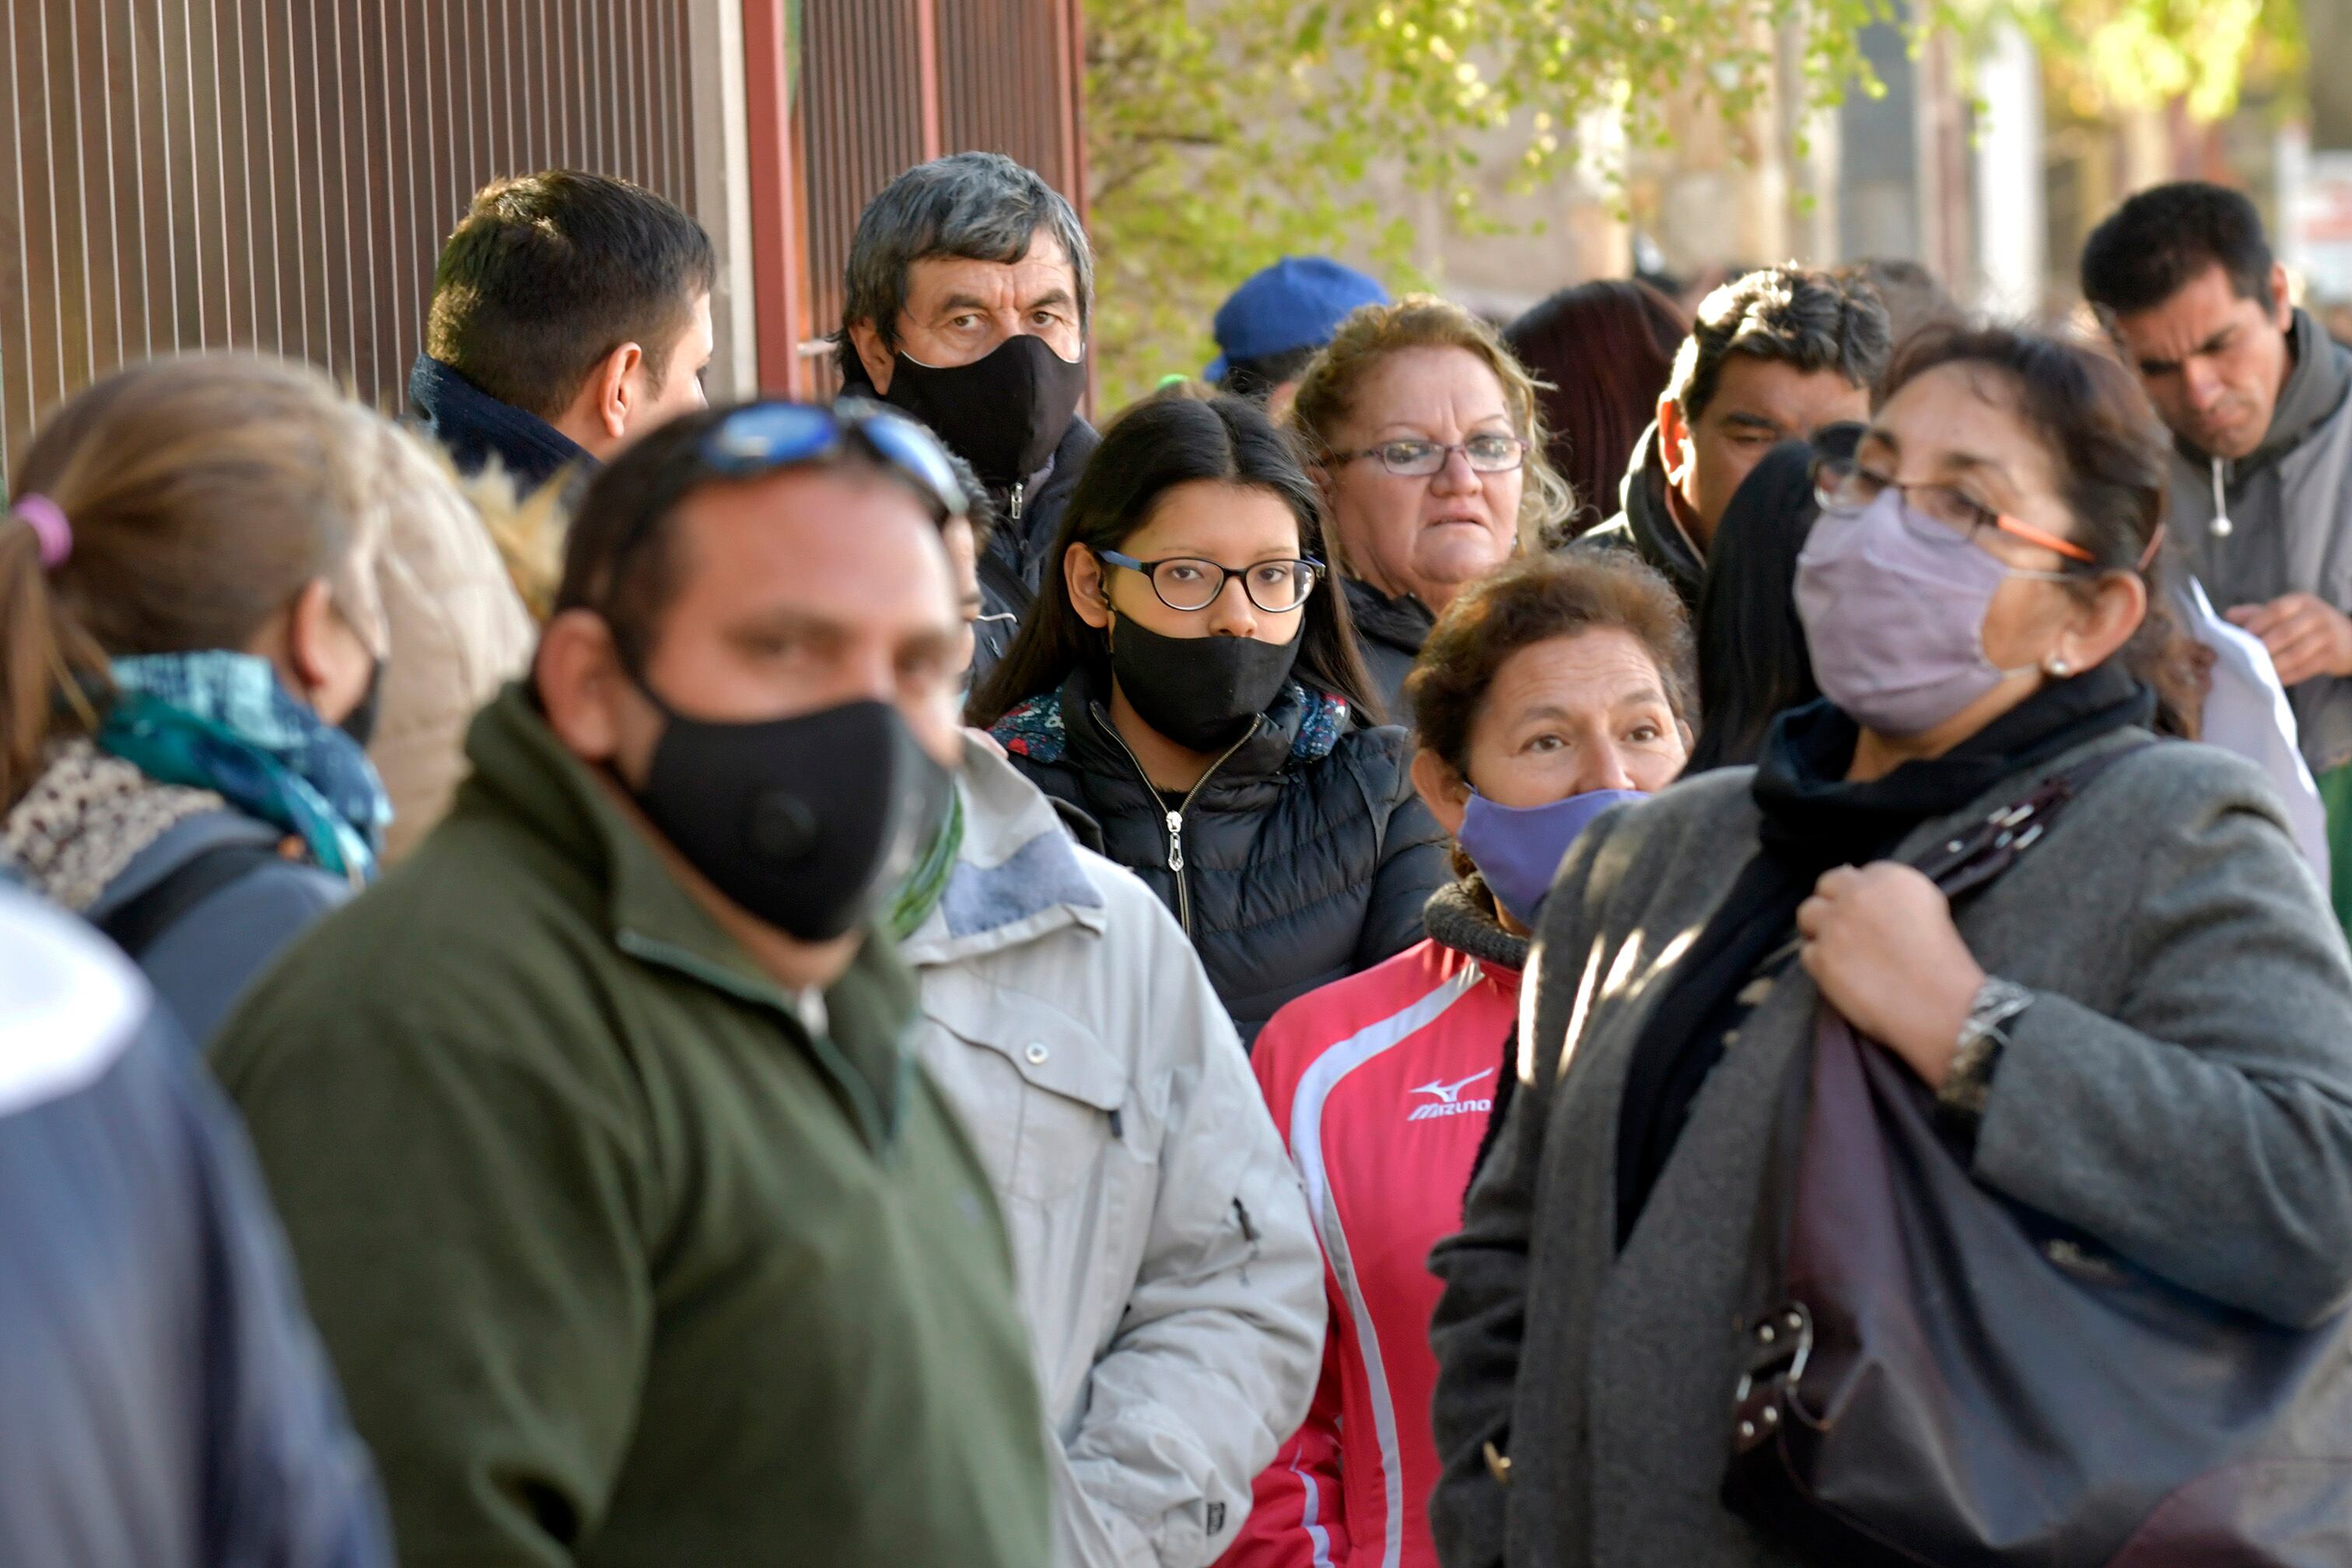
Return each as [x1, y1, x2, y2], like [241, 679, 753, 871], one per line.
[2169, 310, 2352, 773]
[1427, 733, 2352, 1568]
[903, 744, 1325, 1568]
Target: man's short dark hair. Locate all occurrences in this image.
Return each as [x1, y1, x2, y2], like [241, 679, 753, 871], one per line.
[1664, 265, 1892, 424]
[426, 170, 715, 421]
[1218, 345, 1319, 402]
[2080, 181, 2274, 318]
[840, 152, 1093, 353]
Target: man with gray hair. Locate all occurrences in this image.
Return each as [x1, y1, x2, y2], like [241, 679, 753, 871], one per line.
[1584, 264, 1891, 610]
[842, 152, 1098, 678]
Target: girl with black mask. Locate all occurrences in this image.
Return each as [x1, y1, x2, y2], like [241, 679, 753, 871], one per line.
[970, 390, 1450, 1045]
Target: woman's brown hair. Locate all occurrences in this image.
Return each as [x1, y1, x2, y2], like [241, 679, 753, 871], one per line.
[1406, 548, 1694, 780]
[1287, 295, 1577, 559]
[2, 354, 389, 807]
[1503, 280, 1689, 537]
[1878, 324, 2200, 736]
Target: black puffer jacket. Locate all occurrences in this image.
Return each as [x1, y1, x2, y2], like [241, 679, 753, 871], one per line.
[1341, 576, 1437, 726]
[992, 669, 1451, 1045]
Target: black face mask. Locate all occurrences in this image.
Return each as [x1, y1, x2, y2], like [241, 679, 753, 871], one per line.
[627, 688, 954, 943]
[1109, 616, 1304, 753]
[338, 658, 386, 749]
[881, 334, 1087, 488]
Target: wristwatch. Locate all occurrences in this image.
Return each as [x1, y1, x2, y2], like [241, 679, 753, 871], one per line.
[1941, 977, 2033, 1118]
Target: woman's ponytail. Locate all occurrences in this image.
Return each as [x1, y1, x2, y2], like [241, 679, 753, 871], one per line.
[0, 507, 105, 810]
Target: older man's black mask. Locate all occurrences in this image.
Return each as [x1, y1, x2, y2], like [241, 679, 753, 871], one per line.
[880, 334, 1087, 494]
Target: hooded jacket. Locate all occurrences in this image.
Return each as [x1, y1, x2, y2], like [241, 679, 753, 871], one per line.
[208, 684, 1052, 1568]
[1580, 422, 1706, 612]
[360, 426, 537, 863]
[1220, 880, 1526, 1568]
[2162, 309, 2352, 774]
[1341, 576, 1437, 726]
[0, 887, 389, 1568]
[408, 354, 592, 491]
[902, 742, 1325, 1567]
[992, 670, 1451, 1045]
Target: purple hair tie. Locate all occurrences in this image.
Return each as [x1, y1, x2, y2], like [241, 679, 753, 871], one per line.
[11, 494, 71, 570]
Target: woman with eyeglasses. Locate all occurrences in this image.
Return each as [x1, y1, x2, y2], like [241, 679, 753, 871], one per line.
[1428, 325, 2352, 1567]
[1286, 296, 1576, 719]
[971, 390, 1450, 1045]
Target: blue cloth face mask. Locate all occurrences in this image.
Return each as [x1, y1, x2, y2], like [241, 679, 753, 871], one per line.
[1455, 788, 1648, 927]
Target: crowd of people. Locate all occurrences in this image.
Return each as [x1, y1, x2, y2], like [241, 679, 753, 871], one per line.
[6, 146, 2352, 1568]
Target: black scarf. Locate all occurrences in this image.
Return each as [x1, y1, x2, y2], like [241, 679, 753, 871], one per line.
[1612, 665, 2155, 1247]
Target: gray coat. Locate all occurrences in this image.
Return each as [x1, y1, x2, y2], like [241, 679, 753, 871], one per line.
[1427, 733, 2352, 1568]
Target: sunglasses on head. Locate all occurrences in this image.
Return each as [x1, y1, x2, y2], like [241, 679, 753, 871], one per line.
[694, 400, 970, 521]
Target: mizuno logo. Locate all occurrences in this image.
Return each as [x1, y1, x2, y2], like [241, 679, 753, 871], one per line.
[1408, 1069, 1495, 1122]
[1412, 1069, 1494, 1105]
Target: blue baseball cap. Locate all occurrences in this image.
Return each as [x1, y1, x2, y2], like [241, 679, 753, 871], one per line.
[1206, 257, 1388, 383]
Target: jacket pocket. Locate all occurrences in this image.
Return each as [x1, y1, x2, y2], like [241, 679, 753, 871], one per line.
[922, 974, 1131, 1206]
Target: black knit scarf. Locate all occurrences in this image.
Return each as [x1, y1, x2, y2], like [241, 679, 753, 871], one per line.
[1612, 664, 2155, 1247]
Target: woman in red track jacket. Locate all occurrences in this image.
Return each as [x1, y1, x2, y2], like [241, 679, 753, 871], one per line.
[1223, 551, 1694, 1568]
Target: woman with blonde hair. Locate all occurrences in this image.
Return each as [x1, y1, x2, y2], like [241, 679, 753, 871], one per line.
[0, 355, 397, 1041]
[1288, 295, 1575, 716]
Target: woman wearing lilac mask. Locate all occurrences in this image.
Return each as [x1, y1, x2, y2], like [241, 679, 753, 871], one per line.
[1427, 324, 2352, 1568]
[1220, 549, 1690, 1568]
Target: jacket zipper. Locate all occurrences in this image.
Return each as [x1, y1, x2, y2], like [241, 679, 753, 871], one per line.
[1090, 704, 1258, 936]
[1008, 480, 1026, 521]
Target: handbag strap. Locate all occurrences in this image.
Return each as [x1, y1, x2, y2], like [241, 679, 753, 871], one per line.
[1733, 737, 2154, 1424]
[1906, 738, 2152, 902]
[1752, 739, 2154, 979]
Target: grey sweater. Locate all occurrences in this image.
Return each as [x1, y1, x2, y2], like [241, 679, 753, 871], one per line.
[1427, 733, 2352, 1568]
[2168, 310, 2352, 774]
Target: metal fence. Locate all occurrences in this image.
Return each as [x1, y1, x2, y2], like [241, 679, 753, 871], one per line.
[1, 1, 1089, 470]
[765, 0, 1086, 396]
[0, 0, 701, 476]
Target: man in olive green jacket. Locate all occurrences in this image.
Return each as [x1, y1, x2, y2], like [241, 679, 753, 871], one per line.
[210, 403, 1050, 1566]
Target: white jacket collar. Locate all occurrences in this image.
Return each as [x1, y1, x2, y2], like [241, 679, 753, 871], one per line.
[898, 741, 1107, 965]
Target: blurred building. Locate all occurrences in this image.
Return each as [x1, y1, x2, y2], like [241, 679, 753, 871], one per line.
[1406, 5, 2304, 332]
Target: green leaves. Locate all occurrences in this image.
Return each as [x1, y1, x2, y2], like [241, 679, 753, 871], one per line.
[1081, 0, 2280, 408]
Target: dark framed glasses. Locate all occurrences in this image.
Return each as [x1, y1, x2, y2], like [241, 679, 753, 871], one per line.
[1095, 550, 1323, 613]
[699, 400, 969, 521]
[1338, 434, 1528, 477]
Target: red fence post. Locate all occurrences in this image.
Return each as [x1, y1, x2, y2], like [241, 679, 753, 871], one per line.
[741, 0, 809, 397]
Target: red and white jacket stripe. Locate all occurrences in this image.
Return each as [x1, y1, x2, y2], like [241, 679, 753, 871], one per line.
[1219, 929, 1521, 1568]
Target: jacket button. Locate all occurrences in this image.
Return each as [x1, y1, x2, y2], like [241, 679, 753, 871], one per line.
[1025, 1043, 1050, 1065]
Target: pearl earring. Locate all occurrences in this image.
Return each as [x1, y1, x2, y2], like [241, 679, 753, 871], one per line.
[2046, 656, 2071, 677]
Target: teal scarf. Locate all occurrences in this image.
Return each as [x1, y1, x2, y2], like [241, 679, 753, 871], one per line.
[99, 653, 391, 884]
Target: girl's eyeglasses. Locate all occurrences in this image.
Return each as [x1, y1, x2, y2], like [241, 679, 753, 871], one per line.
[1094, 551, 1323, 613]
